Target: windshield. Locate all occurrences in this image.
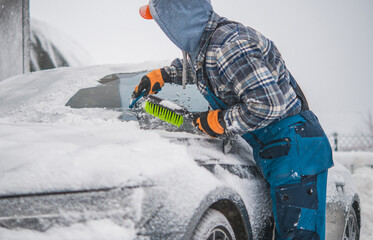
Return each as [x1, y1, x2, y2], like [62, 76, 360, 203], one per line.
[66, 71, 210, 132]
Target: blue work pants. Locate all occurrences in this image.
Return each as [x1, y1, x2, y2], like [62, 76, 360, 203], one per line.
[242, 110, 333, 239]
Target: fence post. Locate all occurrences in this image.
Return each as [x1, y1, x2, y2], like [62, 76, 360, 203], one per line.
[333, 132, 338, 151]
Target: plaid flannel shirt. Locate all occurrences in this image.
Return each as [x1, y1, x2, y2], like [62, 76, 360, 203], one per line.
[164, 13, 301, 135]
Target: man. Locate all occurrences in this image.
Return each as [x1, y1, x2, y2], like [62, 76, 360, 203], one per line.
[133, 1, 333, 239]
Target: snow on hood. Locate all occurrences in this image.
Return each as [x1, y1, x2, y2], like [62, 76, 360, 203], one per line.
[0, 63, 219, 196]
[149, 0, 213, 56]
[0, 120, 203, 196]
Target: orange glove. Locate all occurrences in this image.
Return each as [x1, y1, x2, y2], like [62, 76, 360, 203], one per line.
[132, 69, 170, 98]
[193, 110, 226, 138]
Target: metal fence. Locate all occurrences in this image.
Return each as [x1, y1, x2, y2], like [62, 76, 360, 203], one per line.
[328, 133, 373, 152]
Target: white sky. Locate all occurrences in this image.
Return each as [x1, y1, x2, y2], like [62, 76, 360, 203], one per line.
[30, 0, 373, 133]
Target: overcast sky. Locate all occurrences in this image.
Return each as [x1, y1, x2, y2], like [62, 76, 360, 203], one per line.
[30, 0, 373, 133]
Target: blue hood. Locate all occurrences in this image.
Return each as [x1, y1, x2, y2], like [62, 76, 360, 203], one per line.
[149, 0, 213, 56]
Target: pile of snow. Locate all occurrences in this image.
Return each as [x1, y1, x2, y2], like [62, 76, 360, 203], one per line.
[159, 99, 183, 110]
[334, 151, 373, 239]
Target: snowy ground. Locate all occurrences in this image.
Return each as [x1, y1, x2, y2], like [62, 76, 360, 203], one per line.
[0, 64, 372, 239]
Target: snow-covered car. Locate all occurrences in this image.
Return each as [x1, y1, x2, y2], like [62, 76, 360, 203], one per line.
[0, 64, 360, 240]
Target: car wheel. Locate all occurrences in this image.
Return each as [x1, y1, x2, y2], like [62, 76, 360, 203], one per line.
[343, 206, 359, 240]
[192, 209, 236, 240]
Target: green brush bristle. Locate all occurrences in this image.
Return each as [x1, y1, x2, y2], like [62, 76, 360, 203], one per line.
[144, 101, 184, 127]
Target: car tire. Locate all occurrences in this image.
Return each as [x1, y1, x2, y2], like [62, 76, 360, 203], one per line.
[343, 206, 360, 240]
[192, 209, 236, 240]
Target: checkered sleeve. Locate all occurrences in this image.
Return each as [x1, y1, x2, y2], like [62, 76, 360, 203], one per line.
[163, 58, 195, 85]
[216, 40, 287, 134]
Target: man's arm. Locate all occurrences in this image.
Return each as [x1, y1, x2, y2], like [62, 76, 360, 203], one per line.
[164, 58, 195, 85]
[216, 40, 287, 135]
[132, 58, 195, 98]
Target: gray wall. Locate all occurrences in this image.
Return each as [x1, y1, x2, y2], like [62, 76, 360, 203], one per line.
[0, 0, 30, 82]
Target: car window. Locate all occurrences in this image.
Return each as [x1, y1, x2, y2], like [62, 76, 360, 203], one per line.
[67, 72, 209, 111]
[66, 71, 210, 131]
[117, 72, 209, 112]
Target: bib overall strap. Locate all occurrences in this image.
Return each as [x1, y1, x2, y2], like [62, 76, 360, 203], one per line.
[288, 72, 310, 111]
[203, 87, 228, 110]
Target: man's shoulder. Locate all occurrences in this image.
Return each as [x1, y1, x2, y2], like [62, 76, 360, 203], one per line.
[209, 20, 273, 58]
[210, 21, 263, 50]
[211, 22, 241, 45]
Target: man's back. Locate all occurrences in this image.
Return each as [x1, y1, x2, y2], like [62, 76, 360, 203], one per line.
[203, 16, 302, 133]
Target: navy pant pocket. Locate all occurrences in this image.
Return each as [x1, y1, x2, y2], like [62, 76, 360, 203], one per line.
[273, 176, 320, 239]
[259, 138, 291, 160]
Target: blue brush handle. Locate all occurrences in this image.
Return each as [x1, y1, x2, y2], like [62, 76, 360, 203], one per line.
[129, 91, 146, 109]
[129, 89, 161, 109]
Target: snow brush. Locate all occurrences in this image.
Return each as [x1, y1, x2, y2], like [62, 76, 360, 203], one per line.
[143, 95, 192, 128]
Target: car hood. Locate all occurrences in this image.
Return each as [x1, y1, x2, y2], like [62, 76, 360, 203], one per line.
[0, 121, 247, 197]
[0, 64, 249, 197]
